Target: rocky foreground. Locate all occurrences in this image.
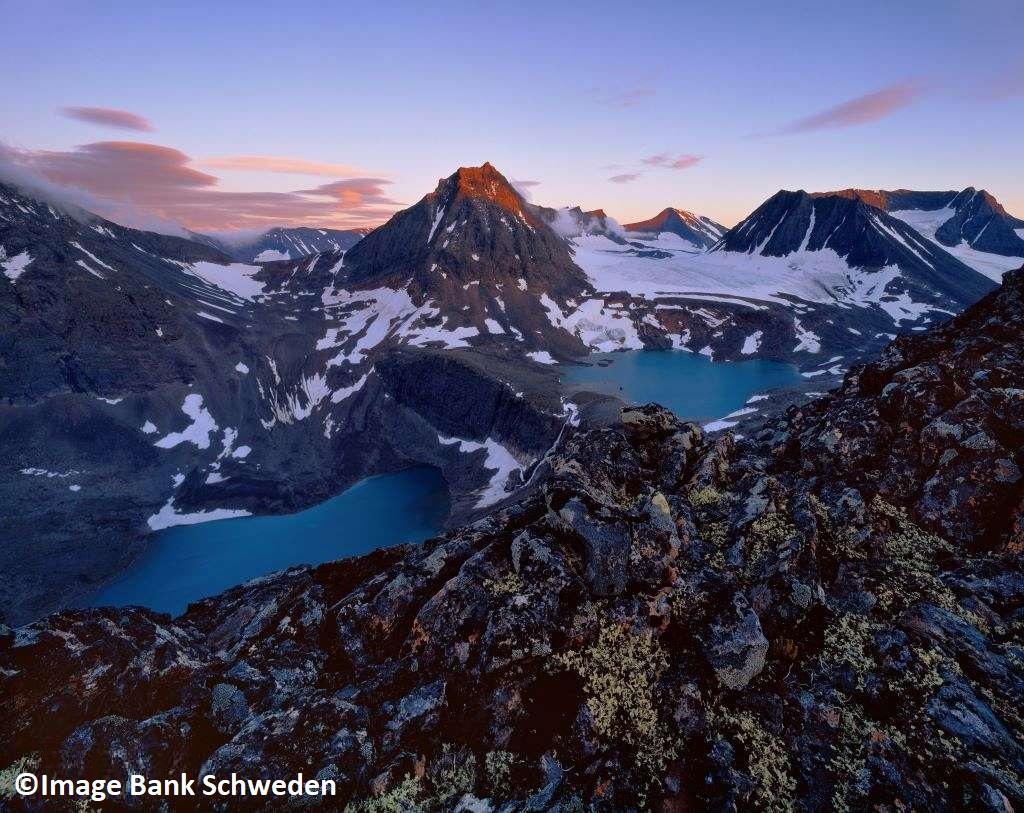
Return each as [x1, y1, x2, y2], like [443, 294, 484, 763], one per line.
[2, 271, 1024, 811]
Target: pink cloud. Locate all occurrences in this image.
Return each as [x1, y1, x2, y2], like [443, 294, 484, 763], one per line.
[197, 155, 366, 176]
[608, 173, 641, 184]
[60, 106, 154, 132]
[773, 81, 925, 134]
[642, 153, 703, 170]
[300, 178, 397, 206]
[1, 141, 400, 231]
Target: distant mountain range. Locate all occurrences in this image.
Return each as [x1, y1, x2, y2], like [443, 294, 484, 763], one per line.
[1, 165, 1021, 622]
[191, 225, 369, 262]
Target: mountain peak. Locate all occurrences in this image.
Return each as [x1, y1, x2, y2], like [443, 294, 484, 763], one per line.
[435, 162, 526, 211]
[622, 206, 725, 248]
[340, 161, 590, 308]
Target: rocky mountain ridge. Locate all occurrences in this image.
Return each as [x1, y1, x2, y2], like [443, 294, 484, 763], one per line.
[3, 266, 1022, 811]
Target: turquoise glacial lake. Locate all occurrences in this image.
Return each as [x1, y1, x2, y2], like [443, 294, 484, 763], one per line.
[88, 467, 449, 616]
[563, 350, 802, 423]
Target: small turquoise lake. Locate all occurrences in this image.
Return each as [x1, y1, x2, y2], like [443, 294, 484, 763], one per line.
[87, 467, 449, 616]
[563, 350, 801, 422]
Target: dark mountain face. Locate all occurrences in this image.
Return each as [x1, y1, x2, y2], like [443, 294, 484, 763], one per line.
[6, 268, 1022, 811]
[623, 207, 725, 249]
[714, 189, 996, 310]
[0, 183, 236, 404]
[193, 226, 367, 263]
[826, 187, 1024, 258]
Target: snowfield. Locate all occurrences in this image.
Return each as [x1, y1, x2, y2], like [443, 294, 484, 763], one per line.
[187, 261, 266, 300]
[570, 233, 950, 325]
[155, 394, 218, 449]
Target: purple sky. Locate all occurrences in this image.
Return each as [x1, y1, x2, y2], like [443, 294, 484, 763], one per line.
[1, 0, 1021, 232]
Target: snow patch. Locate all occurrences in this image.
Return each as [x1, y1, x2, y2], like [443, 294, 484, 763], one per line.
[254, 249, 290, 262]
[147, 499, 251, 531]
[1, 249, 33, 282]
[740, 330, 763, 355]
[439, 434, 526, 507]
[21, 468, 78, 479]
[154, 394, 218, 449]
[792, 319, 821, 353]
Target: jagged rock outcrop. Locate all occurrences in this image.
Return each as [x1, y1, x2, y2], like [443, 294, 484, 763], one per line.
[760, 267, 1024, 550]
[3, 270, 1023, 812]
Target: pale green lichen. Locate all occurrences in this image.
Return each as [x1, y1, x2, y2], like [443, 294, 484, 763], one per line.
[484, 571, 526, 598]
[427, 744, 476, 809]
[484, 750, 516, 796]
[344, 744, 475, 813]
[820, 613, 883, 690]
[746, 509, 797, 573]
[343, 776, 422, 813]
[554, 623, 676, 801]
[689, 486, 723, 510]
[710, 708, 796, 813]
[826, 702, 871, 813]
[689, 486, 730, 552]
[810, 493, 865, 562]
[873, 498, 953, 573]
[871, 499, 988, 631]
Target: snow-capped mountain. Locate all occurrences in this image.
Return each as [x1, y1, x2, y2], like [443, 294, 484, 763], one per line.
[822, 187, 1024, 282]
[327, 163, 604, 359]
[623, 207, 726, 250]
[562, 189, 998, 369]
[712, 190, 995, 311]
[192, 226, 368, 262]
